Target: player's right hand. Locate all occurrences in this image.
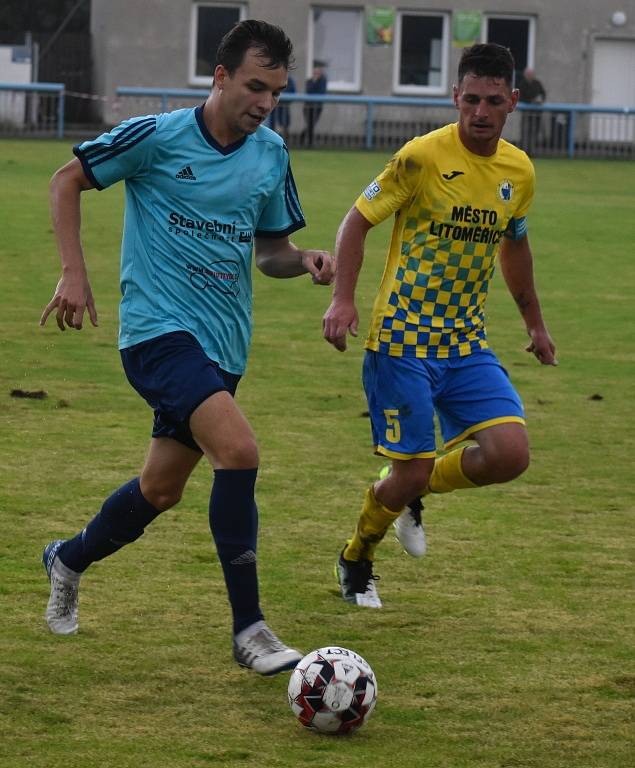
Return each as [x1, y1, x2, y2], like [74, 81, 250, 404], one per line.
[40, 274, 98, 331]
[322, 299, 358, 352]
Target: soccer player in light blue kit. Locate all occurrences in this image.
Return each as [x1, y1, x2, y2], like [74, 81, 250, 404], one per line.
[40, 20, 334, 675]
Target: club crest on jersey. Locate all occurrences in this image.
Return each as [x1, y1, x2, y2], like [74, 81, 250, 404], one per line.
[363, 180, 381, 201]
[498, 179, 514, 202]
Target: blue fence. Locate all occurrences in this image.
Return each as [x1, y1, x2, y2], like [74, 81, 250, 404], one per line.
[0, 82, 65, 139]
[115, 88, 635, 159]
[1, 81, 633, 159]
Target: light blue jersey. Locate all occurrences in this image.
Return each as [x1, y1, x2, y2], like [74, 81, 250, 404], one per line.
[74, 105, 305, 373]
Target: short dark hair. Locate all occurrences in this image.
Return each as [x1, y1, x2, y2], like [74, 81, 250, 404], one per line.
[458, 43, 515, 87]
[215, 19, 294, 73]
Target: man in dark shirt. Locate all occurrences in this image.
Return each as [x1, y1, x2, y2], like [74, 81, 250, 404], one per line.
[301, 62, 327, 147]
[518, 67, 546, 155]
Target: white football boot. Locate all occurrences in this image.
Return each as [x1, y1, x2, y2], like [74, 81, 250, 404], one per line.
[43, 540, 81, 635]
[393, 498, 427, 557]
[379, 464, 427, 557]
[233, 620, 302, 675]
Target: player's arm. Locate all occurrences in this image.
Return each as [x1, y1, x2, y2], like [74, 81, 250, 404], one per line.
[499, 234, 557, 365]
[255, 235, 334, 283]
[322, 206, 374, 352]
[40, 158, 97, 331]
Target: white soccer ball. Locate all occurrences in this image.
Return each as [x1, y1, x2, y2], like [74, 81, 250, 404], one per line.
[287, 646, 378, 735]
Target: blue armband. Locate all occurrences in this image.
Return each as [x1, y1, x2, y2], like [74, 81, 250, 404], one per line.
[504, 216, 528, 240]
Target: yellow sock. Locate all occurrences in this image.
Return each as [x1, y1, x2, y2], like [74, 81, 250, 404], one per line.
[426, 447, 477, 494]
[343, 485, 400, 561]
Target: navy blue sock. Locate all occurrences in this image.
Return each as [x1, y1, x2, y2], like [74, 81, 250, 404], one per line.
[58, 478, 161, 573]
[209, 468, 264, 635]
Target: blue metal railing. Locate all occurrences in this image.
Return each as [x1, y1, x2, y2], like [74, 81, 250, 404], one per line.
[521, 101, 635, 158]
[116, 86, 208, 113]
[0, 81, 65, 138]
[116, 87, 460, 150]
[116, 87, 635, 157]
[1, 81, 633, 157]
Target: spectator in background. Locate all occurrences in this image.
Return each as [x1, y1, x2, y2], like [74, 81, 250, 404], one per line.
[301, 61, 327, 147]
[270, 74, 295, 143]
[518, 67, 546, 155]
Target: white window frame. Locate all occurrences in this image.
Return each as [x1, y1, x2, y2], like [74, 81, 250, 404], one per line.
[307, 6, 363, 92]
[392, 10, 450, 96]
[482, 14, 536, 71]
[188, 2, 246, 86]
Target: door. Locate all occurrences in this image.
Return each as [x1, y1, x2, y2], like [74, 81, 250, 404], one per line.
[591, 38, 635, 141]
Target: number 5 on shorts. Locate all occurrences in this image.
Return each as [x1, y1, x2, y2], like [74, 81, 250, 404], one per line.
[384, 409, 401, 444]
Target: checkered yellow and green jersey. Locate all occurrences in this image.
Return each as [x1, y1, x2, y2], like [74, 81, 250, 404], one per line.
[356, 123, 535, 359]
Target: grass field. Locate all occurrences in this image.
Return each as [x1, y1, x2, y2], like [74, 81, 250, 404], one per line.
[1, 139, 634, 768]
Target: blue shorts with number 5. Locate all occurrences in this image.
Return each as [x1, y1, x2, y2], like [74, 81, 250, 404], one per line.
[362, 349, 525, 459]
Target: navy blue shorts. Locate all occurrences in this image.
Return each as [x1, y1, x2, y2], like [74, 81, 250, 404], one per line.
[120, 331, 241, 452]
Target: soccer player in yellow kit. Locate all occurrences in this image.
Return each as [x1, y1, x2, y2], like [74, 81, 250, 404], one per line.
[323, 43, 557, 607]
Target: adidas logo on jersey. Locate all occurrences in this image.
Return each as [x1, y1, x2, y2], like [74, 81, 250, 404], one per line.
[176, 165, 197, 180]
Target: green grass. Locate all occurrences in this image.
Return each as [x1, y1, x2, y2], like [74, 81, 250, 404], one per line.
[1, 140, 634, 767]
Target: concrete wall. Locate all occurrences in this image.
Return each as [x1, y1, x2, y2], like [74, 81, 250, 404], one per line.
[91, 0, 635, 124]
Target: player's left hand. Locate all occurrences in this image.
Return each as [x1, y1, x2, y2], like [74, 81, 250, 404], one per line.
[526, 327, 557, 365]
[323, 298, 358, 352]
[301, 250, 335, 285]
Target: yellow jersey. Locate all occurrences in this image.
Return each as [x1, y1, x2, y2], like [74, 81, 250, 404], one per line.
[356, 123, 535, 358]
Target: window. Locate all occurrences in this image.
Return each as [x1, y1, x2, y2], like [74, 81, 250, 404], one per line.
[484, 15, 535, 86]
[393, 11, 450, 95]
[189, 3, 246, 85]
[309, 7, 363, 92]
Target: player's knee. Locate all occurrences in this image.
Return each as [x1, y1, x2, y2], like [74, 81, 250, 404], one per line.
[410, 465, 433, 496]
[218, 436, 259, 469]
[386, 461, 432, 504]
[490, 444, 529, 483]
[516, 444, 530, 476]
[503, 453, 529, 482]
[141, 481, 184, 512]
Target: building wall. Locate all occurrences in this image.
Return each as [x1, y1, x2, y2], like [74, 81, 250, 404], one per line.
[91, 0, 635, 124]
